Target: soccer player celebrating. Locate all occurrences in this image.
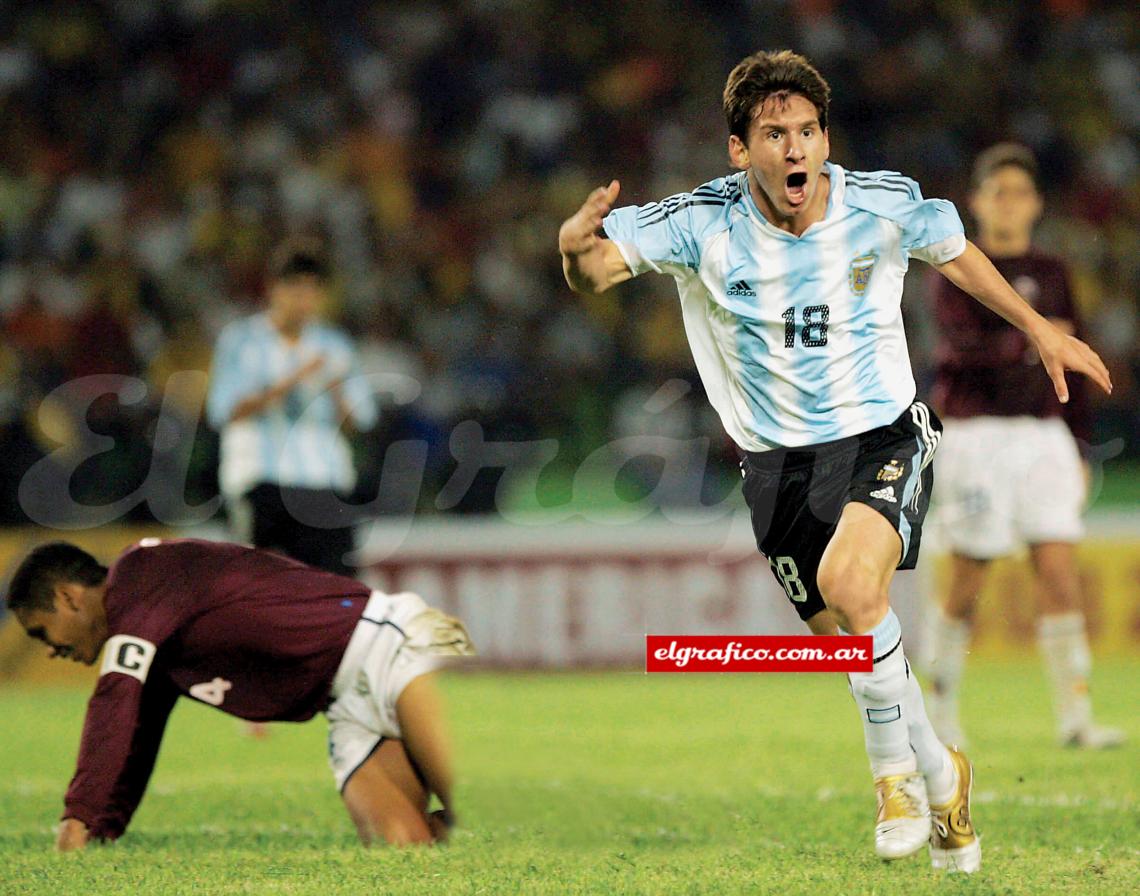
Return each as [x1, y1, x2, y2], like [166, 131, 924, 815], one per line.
[923, 143, 1124, 750]
[4, 539, 474, 850]
[558, 50, 1112, 872]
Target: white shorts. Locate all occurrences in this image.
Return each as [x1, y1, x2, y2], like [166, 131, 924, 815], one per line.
[326, 590, 473, 792]
[935, 416, 1085, 559]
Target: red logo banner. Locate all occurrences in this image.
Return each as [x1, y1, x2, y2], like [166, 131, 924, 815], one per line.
[646, 635, 874, 672]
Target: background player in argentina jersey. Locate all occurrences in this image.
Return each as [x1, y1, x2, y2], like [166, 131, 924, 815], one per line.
[207, 237, 378, 579]
[922, 143, 1124, 751]
[558, 50, 1112, 873]
[4, 539, 474, 851]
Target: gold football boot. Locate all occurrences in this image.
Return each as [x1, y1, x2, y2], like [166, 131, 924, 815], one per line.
[874, 771, 931, 860]
[929, 746, 981, 873]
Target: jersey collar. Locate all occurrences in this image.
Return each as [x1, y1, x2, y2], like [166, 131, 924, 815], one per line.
[739, 161, 846, 239]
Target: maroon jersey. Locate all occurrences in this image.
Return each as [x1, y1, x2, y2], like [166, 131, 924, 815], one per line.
[64, 539, 370, 840]
[929, 249, 1091, 446]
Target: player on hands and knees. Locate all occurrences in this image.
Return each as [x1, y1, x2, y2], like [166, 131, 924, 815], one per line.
[559, 50, 1111, 873]
[4, 539, 474, 851]
[922, 143, 1124, 751]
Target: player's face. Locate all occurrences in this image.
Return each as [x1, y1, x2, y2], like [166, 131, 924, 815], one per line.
[269, 274, 325, 334]
[969, 165, 1043, 241]
[729, 93, 830, 229]
[17, 589, 105, 666]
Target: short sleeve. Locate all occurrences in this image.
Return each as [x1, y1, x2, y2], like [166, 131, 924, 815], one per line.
[603, 198, 701, 275]
[602, 178, 739, 276]
[903, 199, 967, 265]
[842, 170, 966, 265]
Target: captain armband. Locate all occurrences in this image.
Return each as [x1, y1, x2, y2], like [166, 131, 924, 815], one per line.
[99, 635, 158, 684]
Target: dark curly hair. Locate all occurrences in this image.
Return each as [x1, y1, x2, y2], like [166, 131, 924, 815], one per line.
[723, 50, 831, 141]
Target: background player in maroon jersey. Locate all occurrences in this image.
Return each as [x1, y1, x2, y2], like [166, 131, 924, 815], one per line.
[4, 539, 474, 850]
[921, 143, 1123, 750]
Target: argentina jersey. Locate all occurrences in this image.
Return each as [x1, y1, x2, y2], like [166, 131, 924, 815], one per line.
[206, 314, 377, 497]
[603, 161, 966, 451]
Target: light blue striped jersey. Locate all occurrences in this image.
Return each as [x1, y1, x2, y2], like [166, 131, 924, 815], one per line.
[603, 161, 966, 451]
[207, 313, 378, 497]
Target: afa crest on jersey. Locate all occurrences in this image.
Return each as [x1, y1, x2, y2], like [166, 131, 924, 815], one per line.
[849, 252, 878, 295]
[876, 459, 905, 482]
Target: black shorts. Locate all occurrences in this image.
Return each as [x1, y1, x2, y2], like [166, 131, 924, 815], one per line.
[740, 400, 942, 622]
[238, 483, 357, 577]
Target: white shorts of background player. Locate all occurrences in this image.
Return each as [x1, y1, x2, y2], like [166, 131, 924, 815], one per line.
[935, 416, 1084, 558]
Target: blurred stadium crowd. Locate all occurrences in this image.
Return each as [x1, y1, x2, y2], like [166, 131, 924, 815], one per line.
[0, 0, 1136, 523]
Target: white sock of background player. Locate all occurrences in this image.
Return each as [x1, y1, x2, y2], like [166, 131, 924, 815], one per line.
[922, 604, 971, 741]
[903, 662, 958, 804]
[1038, 611, 1094, 739]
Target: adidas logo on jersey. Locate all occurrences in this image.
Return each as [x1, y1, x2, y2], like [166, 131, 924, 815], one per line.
[869, 485, 897, 503]
[726, 280, 756, 297]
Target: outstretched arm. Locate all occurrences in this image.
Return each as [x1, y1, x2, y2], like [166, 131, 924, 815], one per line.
[558, 180, 634, 295]
[935, 241, 1112, 402]
[59, 673, 179, 850]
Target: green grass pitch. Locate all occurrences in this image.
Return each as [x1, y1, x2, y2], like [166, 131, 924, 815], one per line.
[2, 658, 1137, 895]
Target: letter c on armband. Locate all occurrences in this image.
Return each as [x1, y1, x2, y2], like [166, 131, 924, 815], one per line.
[99, 635, 158, 683]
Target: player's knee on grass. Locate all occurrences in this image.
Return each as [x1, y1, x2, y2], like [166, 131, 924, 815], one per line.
[342, 740, 433, 846]
[345, 789, 433, 847]
[376, 816, 433, 847]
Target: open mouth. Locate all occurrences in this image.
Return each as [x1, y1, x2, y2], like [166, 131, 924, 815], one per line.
[786, 171, 808, 206]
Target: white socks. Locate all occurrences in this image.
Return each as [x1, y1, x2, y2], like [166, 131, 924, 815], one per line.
[1038, 612, 1094, 738]
[904, 665, 957, 805]
[923, 605, 969, 698]
[854, 652, 916, 777]
[846, 610, 913, 776]
[925, 606, 1101, 743]
[847, 609, 957, 800]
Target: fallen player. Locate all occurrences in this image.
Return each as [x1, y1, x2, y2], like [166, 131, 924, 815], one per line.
[5, 538, 474, 850]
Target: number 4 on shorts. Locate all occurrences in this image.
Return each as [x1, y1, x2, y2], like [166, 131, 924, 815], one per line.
[770, 555, 808, 602]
